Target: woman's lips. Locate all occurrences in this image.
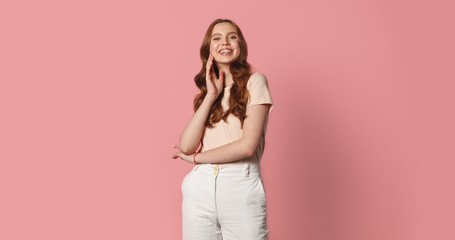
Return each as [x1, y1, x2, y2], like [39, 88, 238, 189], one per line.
[219, 51, 232, 56]
[218, 49, 233, 56]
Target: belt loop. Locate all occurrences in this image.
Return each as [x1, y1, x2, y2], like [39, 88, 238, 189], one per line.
[244, 164, 250, 178]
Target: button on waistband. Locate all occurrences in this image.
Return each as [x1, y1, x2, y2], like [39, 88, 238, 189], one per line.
[192, 163, 261, 177]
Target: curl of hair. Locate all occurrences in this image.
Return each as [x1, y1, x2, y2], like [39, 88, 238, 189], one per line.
[193, 19, 252, 128]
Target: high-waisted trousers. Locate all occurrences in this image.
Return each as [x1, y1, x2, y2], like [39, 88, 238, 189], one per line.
[181, 163, 269, 240]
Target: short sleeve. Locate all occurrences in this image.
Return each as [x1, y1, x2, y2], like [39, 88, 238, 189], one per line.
[247, 72, 274, 113]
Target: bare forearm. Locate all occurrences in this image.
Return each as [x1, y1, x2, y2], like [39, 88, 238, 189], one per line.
[195, 138, 256, 164]
[179, 95, 217, 154]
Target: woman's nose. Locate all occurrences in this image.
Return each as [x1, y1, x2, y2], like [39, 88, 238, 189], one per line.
[221, 37, 230, 45]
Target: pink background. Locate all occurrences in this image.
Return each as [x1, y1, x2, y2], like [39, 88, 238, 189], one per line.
[1, 0, 454, 239]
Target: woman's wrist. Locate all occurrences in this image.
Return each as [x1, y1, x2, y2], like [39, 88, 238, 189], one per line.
[204, 93, 218, 103]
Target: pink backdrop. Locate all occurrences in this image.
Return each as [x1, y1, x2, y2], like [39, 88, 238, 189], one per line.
[1, 0, 454, 239]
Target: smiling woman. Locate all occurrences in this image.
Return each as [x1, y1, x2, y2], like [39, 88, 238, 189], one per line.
[172, 18, 273, 240]
[193, 20, 254, 130]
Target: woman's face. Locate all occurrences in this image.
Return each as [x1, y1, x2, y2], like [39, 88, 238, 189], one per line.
[210, 22, 241, 65]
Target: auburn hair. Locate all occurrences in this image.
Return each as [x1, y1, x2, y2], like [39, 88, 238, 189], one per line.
[193, 19, 252, 128]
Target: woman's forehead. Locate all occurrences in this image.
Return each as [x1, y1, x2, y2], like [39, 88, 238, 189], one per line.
[212, 23, 238, 35]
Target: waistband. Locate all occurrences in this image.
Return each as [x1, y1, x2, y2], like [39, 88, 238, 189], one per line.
[191, 163, 262, 178]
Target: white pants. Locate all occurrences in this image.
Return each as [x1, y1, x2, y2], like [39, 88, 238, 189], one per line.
[181, 163, 269, 240]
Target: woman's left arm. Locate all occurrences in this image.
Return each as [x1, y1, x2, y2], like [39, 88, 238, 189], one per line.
[172, 104, 271, 164]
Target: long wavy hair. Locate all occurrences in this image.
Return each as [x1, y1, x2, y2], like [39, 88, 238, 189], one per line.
[193, 19, 252, 128]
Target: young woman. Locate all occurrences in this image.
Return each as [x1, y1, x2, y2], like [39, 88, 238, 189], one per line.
[172, 18, 273, 240]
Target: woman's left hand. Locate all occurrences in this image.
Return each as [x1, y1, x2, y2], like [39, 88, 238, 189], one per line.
[172, 145, 195, 164]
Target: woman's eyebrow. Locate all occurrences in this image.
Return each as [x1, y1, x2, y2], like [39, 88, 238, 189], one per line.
[211, 32, 238, 37]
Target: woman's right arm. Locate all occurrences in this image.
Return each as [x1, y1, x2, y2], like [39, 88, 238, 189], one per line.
[178, 95, 216, 154]
[179, 54, 224, 154]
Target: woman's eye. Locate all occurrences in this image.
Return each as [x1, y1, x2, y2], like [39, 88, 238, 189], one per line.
[230, 36, 237, 39]
[213, 38, 220, 40]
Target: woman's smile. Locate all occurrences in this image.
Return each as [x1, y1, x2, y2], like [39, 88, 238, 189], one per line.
[218, 48, 233, 55]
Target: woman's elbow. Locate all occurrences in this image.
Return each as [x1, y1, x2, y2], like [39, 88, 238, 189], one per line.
[179, 143, 196, 155]
[181, 149, 194, 155]
[244, 144, 257, 158]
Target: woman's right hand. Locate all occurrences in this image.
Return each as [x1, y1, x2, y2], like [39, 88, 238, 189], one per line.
[205, 54, 224, 98]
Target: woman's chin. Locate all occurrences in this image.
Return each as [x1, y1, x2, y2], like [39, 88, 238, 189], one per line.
[215, 58, 239, 65]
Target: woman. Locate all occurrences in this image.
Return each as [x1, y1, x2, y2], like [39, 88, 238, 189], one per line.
[172, 18, 273, 240]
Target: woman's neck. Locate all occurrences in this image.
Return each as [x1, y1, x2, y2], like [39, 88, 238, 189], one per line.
[217, 63, 233, 87]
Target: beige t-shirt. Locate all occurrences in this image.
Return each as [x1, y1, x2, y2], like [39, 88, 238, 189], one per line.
[201, 72, 273, 164]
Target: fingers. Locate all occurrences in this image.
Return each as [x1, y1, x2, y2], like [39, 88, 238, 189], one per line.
[206, 54, 214, 75]
[219, 70, 224, 81]
[172, 145, 181, 159]
[172, 151, 181, 159]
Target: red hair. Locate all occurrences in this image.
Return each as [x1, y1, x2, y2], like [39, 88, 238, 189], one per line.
[193, 19, 252, 128]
